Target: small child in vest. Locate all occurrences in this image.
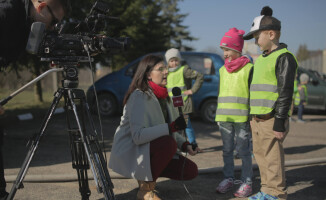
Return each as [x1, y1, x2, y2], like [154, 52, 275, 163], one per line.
[290, 73, 298, 121]
[165, 48, 204, 152]
[215, 27, 253, 198]
[295, 73, 309, 123]
[243, 6, 298, 200]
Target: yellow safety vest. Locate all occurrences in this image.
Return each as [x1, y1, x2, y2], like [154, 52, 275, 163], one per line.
[250, 48, 298, 114]
[215, 63, 253, 122]
[166, 66, 188, 101]
[294, 84, 308, 105]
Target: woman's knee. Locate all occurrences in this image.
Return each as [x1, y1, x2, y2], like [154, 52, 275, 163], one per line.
[156, 135, 177, 154]
[184, 160, 198, 180]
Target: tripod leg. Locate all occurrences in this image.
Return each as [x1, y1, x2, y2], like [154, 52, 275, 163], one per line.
[67, 89, 115, 200]
[6, 89, 64, 200]
[83, 102, 115, 199]
[69, 130, 91, 200]
[65, 90, 91, 200]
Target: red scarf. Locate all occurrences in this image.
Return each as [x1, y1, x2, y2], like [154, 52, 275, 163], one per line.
[224, 56, 250, 73]
[148, 81, 169, 99]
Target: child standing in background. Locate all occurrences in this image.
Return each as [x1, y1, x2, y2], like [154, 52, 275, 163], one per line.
[215, 27, 253, 198]
[295, 73, 309, 123]
[165, 48, 204, 152]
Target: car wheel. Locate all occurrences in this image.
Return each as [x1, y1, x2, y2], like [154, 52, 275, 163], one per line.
[96, 93, 118, 117]
[200, 99, 217, 123]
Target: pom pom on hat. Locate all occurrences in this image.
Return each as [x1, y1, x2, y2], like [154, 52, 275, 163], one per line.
[243, 6, 281, 40]
[261, 6, 273, 16]
[220, 27, 245, 53]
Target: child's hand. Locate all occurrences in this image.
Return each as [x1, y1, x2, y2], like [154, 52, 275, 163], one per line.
[274, 131, 285, 140]
[183, 90, 193, 95]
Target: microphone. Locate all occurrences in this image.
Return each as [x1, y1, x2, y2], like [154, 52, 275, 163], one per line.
[172, 87, 184, 116]
[26, 22, 46, 54]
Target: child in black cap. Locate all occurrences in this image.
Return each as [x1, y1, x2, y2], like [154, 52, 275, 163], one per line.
[244, 6, 298, 200]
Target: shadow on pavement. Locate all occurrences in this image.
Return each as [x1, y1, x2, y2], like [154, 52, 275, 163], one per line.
[286, 164, 326, 200]
[306, 118, 326, 122]
[112, 164, 326, 200]
[284, 144, 326, 155]
[3, 114, 119, 169]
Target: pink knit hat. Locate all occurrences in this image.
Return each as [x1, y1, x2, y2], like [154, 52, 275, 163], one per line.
[220, 27, 245, 53]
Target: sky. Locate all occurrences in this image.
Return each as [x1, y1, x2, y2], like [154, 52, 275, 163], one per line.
[178, 0, 326, 55]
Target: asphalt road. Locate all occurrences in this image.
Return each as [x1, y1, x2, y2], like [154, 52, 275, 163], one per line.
[2, 113, 326, 200]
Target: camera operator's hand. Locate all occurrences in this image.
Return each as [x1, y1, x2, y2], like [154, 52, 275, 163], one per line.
[0, 105, 5, 115]
[169, 115, 187, 133]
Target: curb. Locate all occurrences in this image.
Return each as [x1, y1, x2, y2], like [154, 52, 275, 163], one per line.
[5, 157, 326, 183]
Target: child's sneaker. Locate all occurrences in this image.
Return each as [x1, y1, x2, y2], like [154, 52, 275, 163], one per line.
[262, 192, 279, 200]
[248, 191, 264, 200]
[248, 191, 280, 200]
[234, 182, 252, 197]
[216, 178, 234, 193]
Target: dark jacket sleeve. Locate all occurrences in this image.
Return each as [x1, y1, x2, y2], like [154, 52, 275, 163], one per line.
[273, 53, 297, 132]
[248, 66, 253, 87]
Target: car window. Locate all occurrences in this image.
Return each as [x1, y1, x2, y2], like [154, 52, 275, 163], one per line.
[125, 62, 139, 77]
[181, 54, 215, 75]
[309, 70, 325, 82]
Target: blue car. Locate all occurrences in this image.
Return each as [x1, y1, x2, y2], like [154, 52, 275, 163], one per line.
[86, 52, 224, 123]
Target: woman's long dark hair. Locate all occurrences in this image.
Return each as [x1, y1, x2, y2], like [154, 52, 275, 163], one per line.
[123, 54, 164, 105]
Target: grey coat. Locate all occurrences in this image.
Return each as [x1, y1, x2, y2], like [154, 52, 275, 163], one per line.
[108, 89, 186, 181]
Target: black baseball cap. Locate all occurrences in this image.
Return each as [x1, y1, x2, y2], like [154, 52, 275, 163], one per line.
[243, 6, 281, 40]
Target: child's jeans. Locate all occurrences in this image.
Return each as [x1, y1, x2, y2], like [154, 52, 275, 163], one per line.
[298, 100, 305, 120]
[185, 118, 196, 144]
[219, 121, 253, 184]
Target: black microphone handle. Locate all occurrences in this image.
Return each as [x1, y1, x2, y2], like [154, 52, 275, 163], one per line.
[178, 107, 183, 116]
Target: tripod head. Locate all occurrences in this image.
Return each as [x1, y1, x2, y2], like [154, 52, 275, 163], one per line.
[58, 62, 80, 89]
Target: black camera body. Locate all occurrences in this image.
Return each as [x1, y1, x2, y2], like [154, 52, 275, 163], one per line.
[27, 0, 131, 63]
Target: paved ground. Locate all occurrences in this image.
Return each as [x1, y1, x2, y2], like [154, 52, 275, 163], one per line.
[2, 112, 326, 200]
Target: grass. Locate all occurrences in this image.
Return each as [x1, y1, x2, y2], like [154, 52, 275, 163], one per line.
[0, 89, 65, 117]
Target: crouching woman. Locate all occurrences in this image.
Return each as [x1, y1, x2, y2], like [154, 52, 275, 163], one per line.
[109, 55, 198, 200]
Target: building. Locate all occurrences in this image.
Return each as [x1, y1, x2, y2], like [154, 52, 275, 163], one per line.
[299, 50, 326, 75]
[243, 41, 260, 62]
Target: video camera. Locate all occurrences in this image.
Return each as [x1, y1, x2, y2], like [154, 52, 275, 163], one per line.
[26, 0, 131, 63]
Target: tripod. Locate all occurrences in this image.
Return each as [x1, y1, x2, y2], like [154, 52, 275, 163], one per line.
[6, 64, 115, 200]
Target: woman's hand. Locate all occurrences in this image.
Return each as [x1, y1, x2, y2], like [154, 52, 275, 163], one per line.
[187, 145, 198, 156]
[194, 146, 204, 153]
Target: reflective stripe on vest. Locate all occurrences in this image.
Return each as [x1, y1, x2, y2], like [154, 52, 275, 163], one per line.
[294, 84, 308, 106]
[250, 48, 298, 115]
[215, 63, 253, 122]
[166, 66, 188, 101]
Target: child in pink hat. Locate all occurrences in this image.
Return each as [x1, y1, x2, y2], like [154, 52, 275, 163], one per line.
[215, 27, 254, 198]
